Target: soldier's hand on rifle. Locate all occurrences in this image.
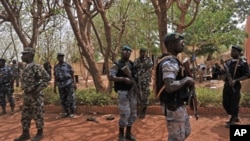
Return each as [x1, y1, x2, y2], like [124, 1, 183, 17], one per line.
[229, 79, 235, 87]
[123, 77, 132, 84]
[185, 77, 195, 86]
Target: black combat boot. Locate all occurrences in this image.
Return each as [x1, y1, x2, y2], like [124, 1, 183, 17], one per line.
[225, 117, 240, 124]
[225, 116, 240, 128]
[125, 126, 136, 141]
[10, 106, 15, 115]
[14, 129, 30, 141]
[63, 109, 70, 117]
[0, 107, 7, 115]
[31, 129, 44, 141]
[118, 127, 125, 141]
[69, 108, 75, 118]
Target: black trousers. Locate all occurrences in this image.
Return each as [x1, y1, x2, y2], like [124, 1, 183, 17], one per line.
[222, 83, 241, 117]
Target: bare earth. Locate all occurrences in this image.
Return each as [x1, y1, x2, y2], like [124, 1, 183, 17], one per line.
[1, 79, 250, 141]
[0, 108, 249, 141]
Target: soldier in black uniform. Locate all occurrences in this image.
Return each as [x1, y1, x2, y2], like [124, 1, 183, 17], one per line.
[221, 45, 250, 128]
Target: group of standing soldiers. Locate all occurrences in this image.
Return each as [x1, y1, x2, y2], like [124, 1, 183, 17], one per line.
[1, 47, 77, 141]
[0, 59, 21, 115]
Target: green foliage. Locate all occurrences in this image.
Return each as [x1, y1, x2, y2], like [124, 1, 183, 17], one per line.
[43, 87, 250, 108]
[43, 87, 61, 105]
[75, 88, 113, 106]
[240, 92, 250, 107]
[196, 87, 222, 107]
[184, 0, 245, 59]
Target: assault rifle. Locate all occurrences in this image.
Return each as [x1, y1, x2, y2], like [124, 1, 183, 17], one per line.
[121, 65, 142, 103]
[220, 58, 235, 93]
[183, 57, 199, 120]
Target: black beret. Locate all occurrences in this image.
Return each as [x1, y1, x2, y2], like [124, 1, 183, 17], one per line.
[0, 58, 5, 62]
[122, 45, 132, 52]
[231, 45, 242, 53]
[139, 48, 147, 52]
[164, 33, 184, 42]
[57, 53, 65, 56]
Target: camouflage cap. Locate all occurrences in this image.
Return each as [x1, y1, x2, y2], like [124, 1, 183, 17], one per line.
[22, 47, 35, 55]
[231, 45, 242, 53]
[164, 33, 184, 42]
[122, 45, 132, 52]
[139, 48, 147, 53]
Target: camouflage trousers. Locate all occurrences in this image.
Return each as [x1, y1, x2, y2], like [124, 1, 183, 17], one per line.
[21, 92, 44, 130]
[139, 81, 150, 106]
[58, 84, 76, 114]
[13, 77, 20, 87]
[0, 85, 15, 107]
[117, 90, 137, 128]
[163, 105, 191, 141]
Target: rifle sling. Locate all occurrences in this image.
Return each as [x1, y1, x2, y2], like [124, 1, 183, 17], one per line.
[154, 55, 174, 98]
[233, 59, 239, 79]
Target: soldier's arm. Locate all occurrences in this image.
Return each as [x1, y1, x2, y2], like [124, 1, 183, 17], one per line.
[162, 60, 194, 93]
[69, 64, 77, 89]
[108, 64, 131, 84]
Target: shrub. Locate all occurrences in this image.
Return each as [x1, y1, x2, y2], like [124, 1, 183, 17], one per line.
[43, 87, 61, 105]
[240, 92, 250, 107]
[196, 87, 222, 107]
[42, 86, 250, 107]
[75, 88, 113, 106]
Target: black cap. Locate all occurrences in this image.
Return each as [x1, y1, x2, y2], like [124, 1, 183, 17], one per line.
[231, 45, 242, 53]
[122, 45, 132, 52]
[0, 58, 5, 62]
[139, 48, 147, 53]
[164, 33, 184, 42]
[57, 53, 65, 56]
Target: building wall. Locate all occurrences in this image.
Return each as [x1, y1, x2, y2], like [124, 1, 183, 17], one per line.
[245, 16, 250, 64]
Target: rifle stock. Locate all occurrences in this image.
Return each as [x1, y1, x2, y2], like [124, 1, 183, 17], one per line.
[121, 65, 142, 103]
[220, 59, 235, 92]
[183, 57, 199, 120]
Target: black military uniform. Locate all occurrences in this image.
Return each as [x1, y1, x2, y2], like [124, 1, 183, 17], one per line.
[222, 45, 250, 127]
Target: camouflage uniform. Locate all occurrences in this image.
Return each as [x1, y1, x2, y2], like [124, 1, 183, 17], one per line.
[21, 62, 50, 130]
[161, 59, 191, 141]
[109, 46, 138, 141]
[54, 62, 76, 115]
[0, 65, 15, 111]
[134, 56, 153, 106]
[109, 61, 137, 128]
[11, 61, 20, 87]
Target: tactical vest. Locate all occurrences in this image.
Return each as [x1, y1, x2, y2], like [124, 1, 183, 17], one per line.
[155, 55, 189, 111]
[113, 60, 133, 92]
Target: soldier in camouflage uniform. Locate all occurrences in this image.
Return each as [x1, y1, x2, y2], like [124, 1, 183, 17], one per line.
[0, 58, 15, 115]
[14, 47, 50, 141]
[134, 48, 153, 118]
[11, 59, 21, 87]
[109, 45, 137, 141]
[54, 53, 76, 118]
[155, 33, 194, 141]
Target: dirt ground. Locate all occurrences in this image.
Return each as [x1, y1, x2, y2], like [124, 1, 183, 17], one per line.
[3, 77, 250, 141]
[1, 109, 250, 141]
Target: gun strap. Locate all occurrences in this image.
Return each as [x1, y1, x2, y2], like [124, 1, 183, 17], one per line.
[233, 59, 239, 79]
[154, 55, 175, 98]
[156, 85, 165, 98]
